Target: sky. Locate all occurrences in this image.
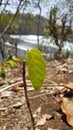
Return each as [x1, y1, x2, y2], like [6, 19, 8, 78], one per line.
[0, 0, 49, 16]
[0, 0, 63, 16]
[0, 0, 73, 19]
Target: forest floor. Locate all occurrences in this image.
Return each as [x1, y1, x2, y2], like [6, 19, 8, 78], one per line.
[0, 58, 73, 130]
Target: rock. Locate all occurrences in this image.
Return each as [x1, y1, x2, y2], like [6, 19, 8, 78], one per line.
[33, 114, 37, 118]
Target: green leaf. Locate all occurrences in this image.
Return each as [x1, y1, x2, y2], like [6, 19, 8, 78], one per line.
[12, 56, 21, 62]
[0, 66, 6, 79]
[26, 48, 46, 90]
[5, 60, 16, 69]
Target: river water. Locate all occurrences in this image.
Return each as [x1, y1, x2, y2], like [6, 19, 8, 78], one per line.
[4, 35, 73, 59]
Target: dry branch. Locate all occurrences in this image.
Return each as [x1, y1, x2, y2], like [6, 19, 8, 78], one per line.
[0, 81, 22, 93]
[0, 0, 9, 15]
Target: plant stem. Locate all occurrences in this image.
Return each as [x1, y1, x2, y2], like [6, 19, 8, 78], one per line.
[22, 61, 35, 130]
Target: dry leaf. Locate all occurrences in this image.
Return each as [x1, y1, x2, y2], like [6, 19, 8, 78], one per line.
[43, 114, 53, 120]
[36, 114, 52, 126]
[1, 90, 15, 98]
[35, 128, 40, 130]
[61, 97, 73, 127]
[11, 85, 21, 92]
[31, 128, 40, 130]
[13, 102, 22, 109]
[33, 107, 41, 119]
[36, 116, 46, 126]
[55, 94, 62, 103]
[36, 107, 41, 114]
[64, 82, 73, 90]
[27, 87, 34, 91]
[47, 128, 57, 130]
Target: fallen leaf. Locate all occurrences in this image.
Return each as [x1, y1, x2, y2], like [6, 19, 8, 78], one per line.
[33, 107, 41, 120]
[57, 86, 66, 93]
[1, 90, 15, 98]
[31, 128, 40, 130]
[47, 128, 57, 130]
[36, 114, 53, 126]
[55, 94, 62, 103]
[27, 87, 34, 91]
[36, 116, 46, 126]
[64, 82, 73, 90]
[61, 97, 73, 127]
[0, 108, 7, 111]
[13, 102, 22, 109]
[36, 107, 41, 115]
[11, 85, 21, 92]
[35, 128, 40, 130]
[43, 114, 53, 120]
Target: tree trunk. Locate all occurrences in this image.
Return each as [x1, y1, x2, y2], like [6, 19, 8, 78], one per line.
[0, 38, 5, 60]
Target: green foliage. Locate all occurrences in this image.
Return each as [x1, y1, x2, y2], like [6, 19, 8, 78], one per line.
[55, 50, 70, 59]
[61, 50, 70, 59]
[43, 29, 50, 38]
[0, 55, 20, 79]
[0, 66, 6, 79]
[0, 49, 46, 91]
[5, 60, 16, 69]
[26, 48, 46, 90]
[0, 12, 18, 33]
[51, 7, 58, 20]
[12, 56, 21, 62]
[0, 12, 47, 35]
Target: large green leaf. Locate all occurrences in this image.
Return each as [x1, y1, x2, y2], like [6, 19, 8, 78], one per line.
[26, 49, 46, 90]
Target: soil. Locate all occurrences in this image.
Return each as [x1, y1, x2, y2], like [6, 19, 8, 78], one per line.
[0, 58, 73, 130]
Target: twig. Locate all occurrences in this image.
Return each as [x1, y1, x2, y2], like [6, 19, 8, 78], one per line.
[0, 81, 22, 93]
[29, 92, 53, 99]
[48, 80, 73, 91]
[0, 0, 8, 15]
[22, 61, 35, 130]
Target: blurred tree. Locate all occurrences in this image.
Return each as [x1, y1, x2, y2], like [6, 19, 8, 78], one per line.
[44, 6, 73, 57]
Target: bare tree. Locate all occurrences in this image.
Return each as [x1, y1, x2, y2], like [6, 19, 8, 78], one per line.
[0, 0, 28, 60]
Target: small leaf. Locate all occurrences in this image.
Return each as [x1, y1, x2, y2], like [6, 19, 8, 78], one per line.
[36, 114, 53, 126]
[0, 66, 6, 79]
[26, 49, 46, 90]
[12, 56, 21, 62]
[64, 82, 73, 90]
[5, 60, 16, 69]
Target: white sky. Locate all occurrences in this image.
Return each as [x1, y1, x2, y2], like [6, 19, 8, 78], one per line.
[0, 0, 63, 15]
[0, 0, 73, 19]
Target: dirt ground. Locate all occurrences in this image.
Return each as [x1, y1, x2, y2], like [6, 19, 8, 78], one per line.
[0, 58, 73, 130]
